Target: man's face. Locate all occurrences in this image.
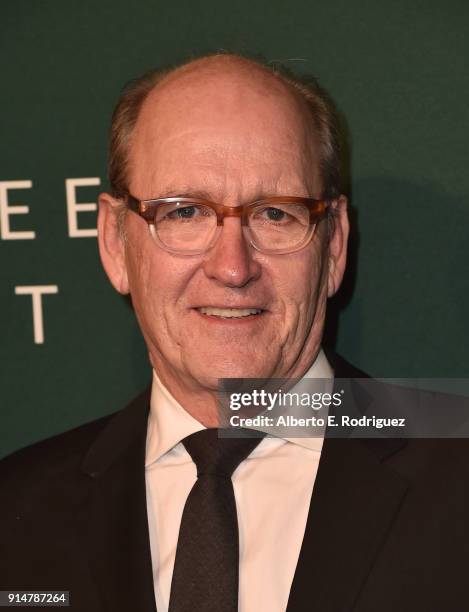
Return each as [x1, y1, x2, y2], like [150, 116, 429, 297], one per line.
[99, 61, 348, 395]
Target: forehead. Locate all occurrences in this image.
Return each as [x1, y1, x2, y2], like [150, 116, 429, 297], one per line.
[128, 59, 320, 199]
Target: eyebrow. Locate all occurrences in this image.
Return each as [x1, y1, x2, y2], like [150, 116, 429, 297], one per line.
[152, 188, 304, 203]
[156, 188, 215, 200]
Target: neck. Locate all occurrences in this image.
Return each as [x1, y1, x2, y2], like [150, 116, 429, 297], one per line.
[151, 364, 222, 427]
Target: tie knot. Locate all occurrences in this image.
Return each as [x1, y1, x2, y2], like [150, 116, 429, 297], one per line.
[182, 428, 265, 478]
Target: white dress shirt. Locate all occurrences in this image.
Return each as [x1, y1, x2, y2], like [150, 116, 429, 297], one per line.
[145, 349, 334, 612]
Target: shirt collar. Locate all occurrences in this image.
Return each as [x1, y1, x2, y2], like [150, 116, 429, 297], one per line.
[280, 348, 334, 453]
[145, 348, 334, 467]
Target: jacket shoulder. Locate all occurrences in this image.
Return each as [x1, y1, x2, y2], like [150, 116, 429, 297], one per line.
[0, 412, 116, 490]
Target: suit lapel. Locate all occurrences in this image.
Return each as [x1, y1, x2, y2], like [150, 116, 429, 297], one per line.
[288, 351, 408, 611]
[287, 436, 408, 611]
[78, 387, 157, 612]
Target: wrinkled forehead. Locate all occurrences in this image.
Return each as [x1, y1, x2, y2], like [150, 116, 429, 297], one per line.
[128, 59, 320, 198]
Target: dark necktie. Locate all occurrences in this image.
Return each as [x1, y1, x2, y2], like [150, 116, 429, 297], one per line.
[168, 428, 266, 612]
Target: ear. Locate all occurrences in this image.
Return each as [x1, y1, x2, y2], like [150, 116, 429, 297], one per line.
[327, 194, 349, 297]
[97, 193, 130, 294]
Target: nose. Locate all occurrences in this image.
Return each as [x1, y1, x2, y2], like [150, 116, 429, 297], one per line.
[202, 217, 262, 287]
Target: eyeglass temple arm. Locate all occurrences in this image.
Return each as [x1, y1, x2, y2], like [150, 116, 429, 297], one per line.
[126, 194, 140, 213]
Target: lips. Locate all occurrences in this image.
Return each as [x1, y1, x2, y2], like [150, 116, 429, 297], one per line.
[196, 307, 263, 318]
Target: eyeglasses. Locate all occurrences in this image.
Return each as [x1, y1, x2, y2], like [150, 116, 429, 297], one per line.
[125, 193, 330, 255]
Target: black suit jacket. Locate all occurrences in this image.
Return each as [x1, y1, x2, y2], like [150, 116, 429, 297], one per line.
[1, 353, 469, 611]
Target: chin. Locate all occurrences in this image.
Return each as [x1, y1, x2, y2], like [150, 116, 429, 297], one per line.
[188, 356, 275, 389]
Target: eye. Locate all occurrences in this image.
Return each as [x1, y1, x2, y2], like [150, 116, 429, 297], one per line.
[169, 205, 198, 219]
[264, 207, 287, 222]
[156, 202, 214, 224]
[253, 206, 297, 225]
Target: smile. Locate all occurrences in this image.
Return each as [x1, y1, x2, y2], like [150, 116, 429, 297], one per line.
[196, 307, 263, 319]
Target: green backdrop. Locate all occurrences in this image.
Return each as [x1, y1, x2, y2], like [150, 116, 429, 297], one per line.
[1, 0, 468, 458]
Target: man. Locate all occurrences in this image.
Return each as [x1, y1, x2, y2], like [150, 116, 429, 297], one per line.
[1, 53, 468, 612]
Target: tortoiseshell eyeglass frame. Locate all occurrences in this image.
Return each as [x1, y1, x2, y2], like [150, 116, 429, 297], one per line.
[125, 193, 330, 255]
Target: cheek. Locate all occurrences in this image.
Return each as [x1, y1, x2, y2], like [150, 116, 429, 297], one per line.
[124, 221, 199, 340]
[126, 250, 183, 358]
[275, 245, 326, 316]
[270, 250, 328, 358]
[124, 222, 166, 327]
[125, 218, 166, 296]
[125, 235, 153, 305]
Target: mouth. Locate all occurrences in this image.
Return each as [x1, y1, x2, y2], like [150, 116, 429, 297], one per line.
[196, 307, 264, 319]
